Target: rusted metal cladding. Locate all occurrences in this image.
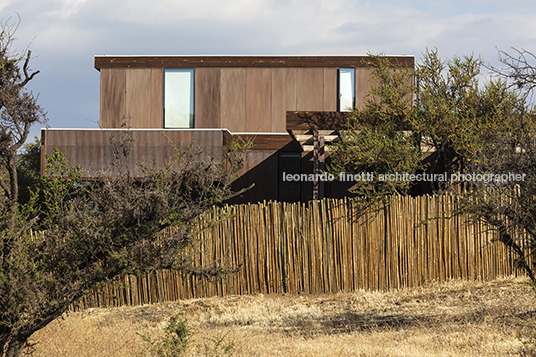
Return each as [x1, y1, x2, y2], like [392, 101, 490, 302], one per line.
[99, 65, 357, 132]
[220, 68, 246, 132]
[42, 129, 228, 179]
[271, 68, 298, 132]
[100, 68, 126, 128]
[195, 68, 221, 128]
[220, 67, 299, 132]
[126, 68, 163, 128]
[100, 68, 163, 128]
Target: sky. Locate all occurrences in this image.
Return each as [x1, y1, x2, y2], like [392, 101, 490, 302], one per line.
[2, 0, 536, 143]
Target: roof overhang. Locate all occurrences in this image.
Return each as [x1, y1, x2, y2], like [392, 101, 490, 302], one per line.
[94, 55, 414, 70]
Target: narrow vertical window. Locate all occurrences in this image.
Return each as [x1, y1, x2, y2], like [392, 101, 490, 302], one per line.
[338, 68, 355, 112]
[279, 152, 301, 202]
[164, 69, 194, 128]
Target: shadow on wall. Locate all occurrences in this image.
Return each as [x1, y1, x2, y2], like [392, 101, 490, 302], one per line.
[228, 151, 279, 204]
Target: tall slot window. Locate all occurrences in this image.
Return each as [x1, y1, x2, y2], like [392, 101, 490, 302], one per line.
[164, 68, 194, 128]
[278, 152, 301, 202]
[338, 68, 355, 112]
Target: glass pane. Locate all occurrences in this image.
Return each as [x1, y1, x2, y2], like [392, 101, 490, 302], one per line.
[339, 68, 355, 112]
[164, 69, 194, 128]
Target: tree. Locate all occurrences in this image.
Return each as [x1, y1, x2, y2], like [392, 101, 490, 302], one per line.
[0, 21, 246, 357]
[16, 137, 41, 205]
[456, 121, 536, 283]
[455, 48, 536, 283]
[414, 50, 524, 178]
[328, 49, 536, 283]
[487, 48, 536, 101]
[0, 18, 45, 227]
[327, 50, 526, 202]
[2, 146, 244, 357]
[327, 54, 423, 204]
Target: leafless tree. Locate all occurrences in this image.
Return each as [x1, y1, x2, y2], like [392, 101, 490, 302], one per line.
[487, 47, 536, 101]
[0, 17, 45, 227]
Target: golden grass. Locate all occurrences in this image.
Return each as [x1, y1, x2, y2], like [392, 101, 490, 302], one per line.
[30, 276, 536, 356]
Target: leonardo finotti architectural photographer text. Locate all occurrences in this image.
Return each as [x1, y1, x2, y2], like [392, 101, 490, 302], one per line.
[282, 172, 527, 183]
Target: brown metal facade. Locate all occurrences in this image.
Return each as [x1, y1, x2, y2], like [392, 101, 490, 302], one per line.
[43, 55, 415, 203]
[97, 55, 414, 133]
[41, 129, 229, 179]
[99, 67, 358, 132]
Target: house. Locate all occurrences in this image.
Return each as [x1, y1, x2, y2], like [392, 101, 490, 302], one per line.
[41, 55, 414, 203]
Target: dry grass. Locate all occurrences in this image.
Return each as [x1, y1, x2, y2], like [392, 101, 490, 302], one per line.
[30, 276, 536, 356]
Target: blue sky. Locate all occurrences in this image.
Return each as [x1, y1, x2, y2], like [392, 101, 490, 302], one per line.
[2, 0, 536, 142]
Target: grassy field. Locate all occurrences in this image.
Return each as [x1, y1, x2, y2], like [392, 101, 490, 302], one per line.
[29, 276, 536, 356]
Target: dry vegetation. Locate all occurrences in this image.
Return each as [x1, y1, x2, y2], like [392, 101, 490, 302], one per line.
[29, 276, 536, 356]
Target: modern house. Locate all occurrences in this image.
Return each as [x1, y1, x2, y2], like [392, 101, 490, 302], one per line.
[41, 55, 414, 203]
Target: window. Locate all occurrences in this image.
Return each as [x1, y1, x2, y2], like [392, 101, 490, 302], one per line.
[278, 152, 301, 202]
[164, 68, 194, 128]
[338, 68, 355, 112]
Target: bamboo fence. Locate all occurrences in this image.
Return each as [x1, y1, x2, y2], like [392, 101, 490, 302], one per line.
[75, 194, 530, 309]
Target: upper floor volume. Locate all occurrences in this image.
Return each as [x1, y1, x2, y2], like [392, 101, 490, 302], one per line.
[42, 55, 414, 202]
[94, 55, 414, 132]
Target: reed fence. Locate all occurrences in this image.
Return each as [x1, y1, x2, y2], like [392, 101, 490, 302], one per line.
[76, 194, 530, 309]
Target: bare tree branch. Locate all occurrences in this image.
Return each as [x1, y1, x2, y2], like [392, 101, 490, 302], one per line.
[487, 47, 536, 99]
[18, 50, 39, 88]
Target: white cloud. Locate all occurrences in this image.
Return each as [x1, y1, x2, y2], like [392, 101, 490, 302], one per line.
[3, 0, 536, 134]
[7, 0, 535, 59]
[0, 0, 13, 13]
[43, 0, 88, 19]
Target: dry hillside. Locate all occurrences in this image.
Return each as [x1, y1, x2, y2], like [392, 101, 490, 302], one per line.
[30, 276, 536, 356]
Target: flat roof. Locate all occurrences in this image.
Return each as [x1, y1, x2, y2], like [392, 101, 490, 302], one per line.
[94, 55, 414, 70]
